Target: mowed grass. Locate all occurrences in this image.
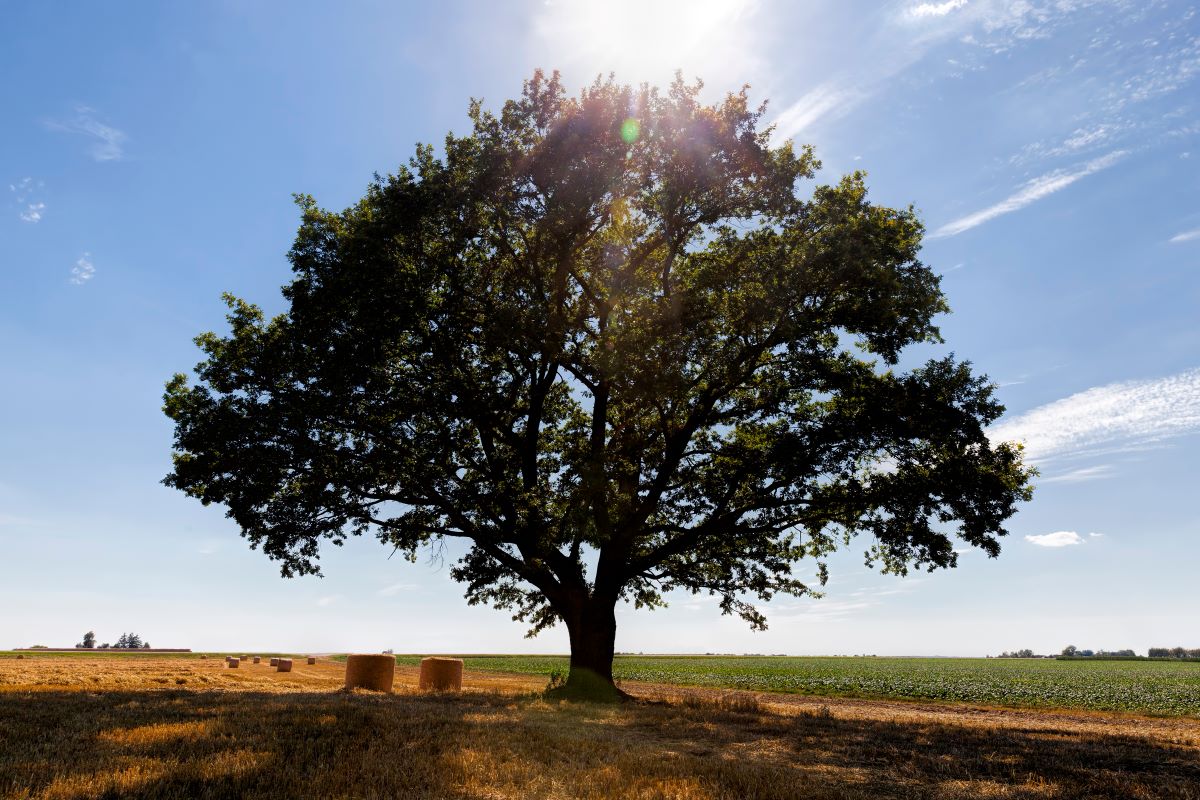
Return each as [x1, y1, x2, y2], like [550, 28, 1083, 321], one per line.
[387, 654, 1200, 716]
[3, 654, 1200, 799]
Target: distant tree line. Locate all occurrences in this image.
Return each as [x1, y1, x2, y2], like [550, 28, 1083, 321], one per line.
[1148, 647, 1200, 659]
[993, 646, 1143, 659]
[75, 631, 150, 649]
[1060, 645, 1136, 658]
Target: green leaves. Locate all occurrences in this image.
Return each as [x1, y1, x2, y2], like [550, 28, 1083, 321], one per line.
[164, 70, 1032, 639]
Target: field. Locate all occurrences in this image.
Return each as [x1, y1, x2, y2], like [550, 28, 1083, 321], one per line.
[3, 654, 1200, 799]
[383, 654, 1200, 716]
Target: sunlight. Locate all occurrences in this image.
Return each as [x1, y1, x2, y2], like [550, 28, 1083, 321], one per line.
[533, 0, 760, 86]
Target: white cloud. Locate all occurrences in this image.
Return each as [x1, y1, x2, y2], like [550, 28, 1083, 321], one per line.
[990, 367, 1200, 463]
[46, 106, 127, 162]
[1088, 532, 1105, 538]
[1170, 228, 1200, 243]
[376, 582, 417, 597]
[1012, 124, 1127, 166]
[19, 202, 45, 223]
[769, 84, 859, 143]
[9, 177, 46, 222]
[316, 594, 342, 607]
[1040, 464, 1115, 484]
[1025, 531, 1085, 547]
[70, 253, 95, 285]
[933, 149, 1125, 237]
[910, 0, 968, 19]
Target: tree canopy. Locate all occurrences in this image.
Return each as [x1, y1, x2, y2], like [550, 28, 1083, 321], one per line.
[165, 71, 1033, 698]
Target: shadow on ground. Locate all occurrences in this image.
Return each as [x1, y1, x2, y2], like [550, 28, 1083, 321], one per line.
[0, 688, 1197, 799]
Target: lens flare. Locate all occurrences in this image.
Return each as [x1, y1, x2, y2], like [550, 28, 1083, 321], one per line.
[620, 118, 641, 144]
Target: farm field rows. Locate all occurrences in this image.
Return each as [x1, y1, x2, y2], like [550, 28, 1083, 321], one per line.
[390, 654, 1200, 716]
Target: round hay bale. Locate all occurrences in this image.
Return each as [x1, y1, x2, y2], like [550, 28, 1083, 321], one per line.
[344, 654, 395, 693]
[16, 654, 24, 660]
[418, 657, 464, 692]
[269, 658, 279, 667]
[276, 658, 293, 673]
[200, 655, 208, 660]
[252, 656, 261, 664]
[307, 656, 316, 665]
[228, 657, 240, 668]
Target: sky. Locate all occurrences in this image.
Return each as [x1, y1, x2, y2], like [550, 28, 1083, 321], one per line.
[1, 0, 1197, 656]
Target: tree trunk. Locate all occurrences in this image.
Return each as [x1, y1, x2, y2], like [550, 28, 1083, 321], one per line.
[560, 594, 622, 701]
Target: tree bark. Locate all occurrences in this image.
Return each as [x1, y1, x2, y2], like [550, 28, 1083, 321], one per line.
[560, 594, 622, 701]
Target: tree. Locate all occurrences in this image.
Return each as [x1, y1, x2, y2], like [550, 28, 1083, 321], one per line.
[115, 632, 143, 649]
[1061, 645, 1077, 657]
[78, 631, 96, 649]
[164, 72, 1033, 699]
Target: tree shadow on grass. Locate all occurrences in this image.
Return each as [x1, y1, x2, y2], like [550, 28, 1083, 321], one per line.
[0, 689, 1197, 799]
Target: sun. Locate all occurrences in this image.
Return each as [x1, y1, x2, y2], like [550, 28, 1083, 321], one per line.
[533, 0, 759, 87]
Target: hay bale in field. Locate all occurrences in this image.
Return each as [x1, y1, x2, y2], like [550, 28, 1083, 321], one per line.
[307, 656, 316, 665]
[200, 655, 208, 660]
[252, 656, 261, 664]
[269, 658, 279, 667]
[15, 654, 24, 660]
[344, 654, 395, 692]
[418, 657, 464, 692]
[228, 657, 240, 668]
[277, 658, 293, 673]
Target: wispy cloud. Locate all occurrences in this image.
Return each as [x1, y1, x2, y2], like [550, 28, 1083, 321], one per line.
[46, 106, 127, 162]
[70, 254, 97, 284]
[910, 0, 968, 19]
[9, 177, 46, 223]
[933, 150, 1125, 237]
[1040, 464, 1115, 484]
[769, 84, 858, 143]
[774, 578, 926, 620]
[316, 594, 342, 607]
[1011, 123, 1127, 166]
[377, 582, 417, 597]
[1026, 531, 1085, 547]
[1088, 532, 1105, 538]
[1170, 228, 1200, 243]
[0, 513, 42, 527]
[19, 202, 45, 223]
[70, 253, 95, 285]
[990, 367, 1200, 463]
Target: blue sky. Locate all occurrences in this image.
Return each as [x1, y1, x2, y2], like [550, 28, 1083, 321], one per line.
[2, 0, 1197, 655]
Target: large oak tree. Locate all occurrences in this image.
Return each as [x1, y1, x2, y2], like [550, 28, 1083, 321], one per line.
[164, 72, 1033, 698]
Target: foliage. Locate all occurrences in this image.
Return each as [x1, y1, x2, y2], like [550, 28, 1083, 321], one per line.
[996, 649, 1040, 658]
[1150, 647, 1200, 658]
[114, 633, 144, 649]
[163, 71, 1033, 691]
[77, 631, 96, 649]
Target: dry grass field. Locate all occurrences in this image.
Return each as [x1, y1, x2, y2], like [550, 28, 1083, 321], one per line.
[1, 655, 1198, 799]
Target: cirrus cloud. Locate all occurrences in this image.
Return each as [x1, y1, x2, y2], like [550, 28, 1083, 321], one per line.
[990, 367, 1200, 463]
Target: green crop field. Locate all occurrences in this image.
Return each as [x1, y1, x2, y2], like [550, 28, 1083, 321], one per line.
[390, 654, 1200, 716]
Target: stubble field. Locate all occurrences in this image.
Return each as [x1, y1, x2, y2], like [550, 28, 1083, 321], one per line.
[1, 653, 1198, 799]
